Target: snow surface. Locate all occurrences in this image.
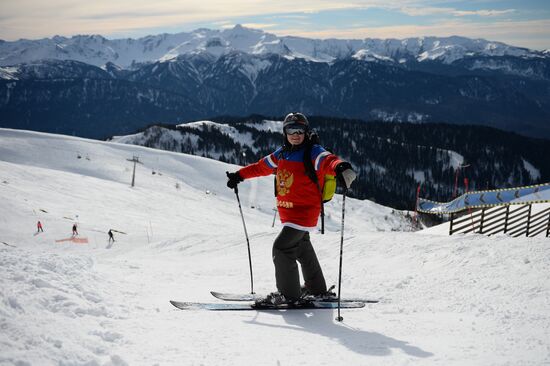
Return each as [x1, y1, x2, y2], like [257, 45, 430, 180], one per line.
[1, 128, 549, 365]
[523, 158, 541, 181]
[244, 120, 283, 133]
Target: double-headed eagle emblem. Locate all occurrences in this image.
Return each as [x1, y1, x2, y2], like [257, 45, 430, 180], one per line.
[276, 169, 294, 196]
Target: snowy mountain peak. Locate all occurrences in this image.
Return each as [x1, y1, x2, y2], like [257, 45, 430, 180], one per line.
[223, 23, 263, 37]
[0, 26, 545, 68]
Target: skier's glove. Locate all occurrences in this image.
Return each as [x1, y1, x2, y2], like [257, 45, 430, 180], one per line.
[335, 162, 357, 189]
[226, 171, 244, 189]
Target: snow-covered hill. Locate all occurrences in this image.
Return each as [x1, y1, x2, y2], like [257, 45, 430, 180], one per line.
[1, 128, 549, 365]
[0, 25, 544, 68]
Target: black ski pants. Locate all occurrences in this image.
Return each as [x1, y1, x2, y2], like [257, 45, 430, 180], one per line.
[272, 226, 327, 300]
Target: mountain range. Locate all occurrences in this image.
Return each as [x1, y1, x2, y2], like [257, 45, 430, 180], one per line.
[1, 25, 549, 139]
[2, 24, 548, 67]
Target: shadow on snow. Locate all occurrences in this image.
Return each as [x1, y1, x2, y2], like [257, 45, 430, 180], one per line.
[245, 308, 433, 358]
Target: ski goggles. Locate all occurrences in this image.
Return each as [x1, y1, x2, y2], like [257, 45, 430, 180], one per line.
[285, 126, 306, 135]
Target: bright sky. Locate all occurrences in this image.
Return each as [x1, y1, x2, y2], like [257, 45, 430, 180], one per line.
[1, 0, 549, 50]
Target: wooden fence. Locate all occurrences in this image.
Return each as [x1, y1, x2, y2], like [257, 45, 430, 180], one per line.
[449, 204, 550, 237]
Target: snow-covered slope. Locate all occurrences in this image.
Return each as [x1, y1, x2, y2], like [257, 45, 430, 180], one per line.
[0, 25, 543, 68]
[1, 128, 549, 365]
[111, 120, 282, 158]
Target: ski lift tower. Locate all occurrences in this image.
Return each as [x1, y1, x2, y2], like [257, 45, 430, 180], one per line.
[127, 156, 143, 187]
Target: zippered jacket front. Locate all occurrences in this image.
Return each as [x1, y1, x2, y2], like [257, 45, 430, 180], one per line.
[238, 144, 342, 230]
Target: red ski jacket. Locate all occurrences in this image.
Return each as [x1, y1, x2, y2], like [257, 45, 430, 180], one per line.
[238, 144, 342, 230]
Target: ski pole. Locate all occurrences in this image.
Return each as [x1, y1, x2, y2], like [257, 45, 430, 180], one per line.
[233, 185, 255, 294]
[336, 187, 348, 322]
[271, 207, 277, 228]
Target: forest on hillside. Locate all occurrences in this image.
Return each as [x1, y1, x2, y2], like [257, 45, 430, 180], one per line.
[130, 116, 550, 210]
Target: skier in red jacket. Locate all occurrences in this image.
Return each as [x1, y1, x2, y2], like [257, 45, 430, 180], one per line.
[226, 112, 356, 305]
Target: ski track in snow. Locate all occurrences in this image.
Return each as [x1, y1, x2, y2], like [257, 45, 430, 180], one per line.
[0, 128, 549, 365]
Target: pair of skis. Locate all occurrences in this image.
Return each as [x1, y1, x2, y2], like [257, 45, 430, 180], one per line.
[170, 290, 378, 311]
[178, 186, 361, 314]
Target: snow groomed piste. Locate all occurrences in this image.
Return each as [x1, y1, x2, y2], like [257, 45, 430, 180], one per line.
[2, 128, 550, 365]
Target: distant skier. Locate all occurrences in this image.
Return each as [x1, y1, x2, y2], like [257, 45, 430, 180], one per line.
[108, 229, 115, 244]
[37, 221, 43, 233]
[72, 223, 78, 236]
[226, 112, 356, 306]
